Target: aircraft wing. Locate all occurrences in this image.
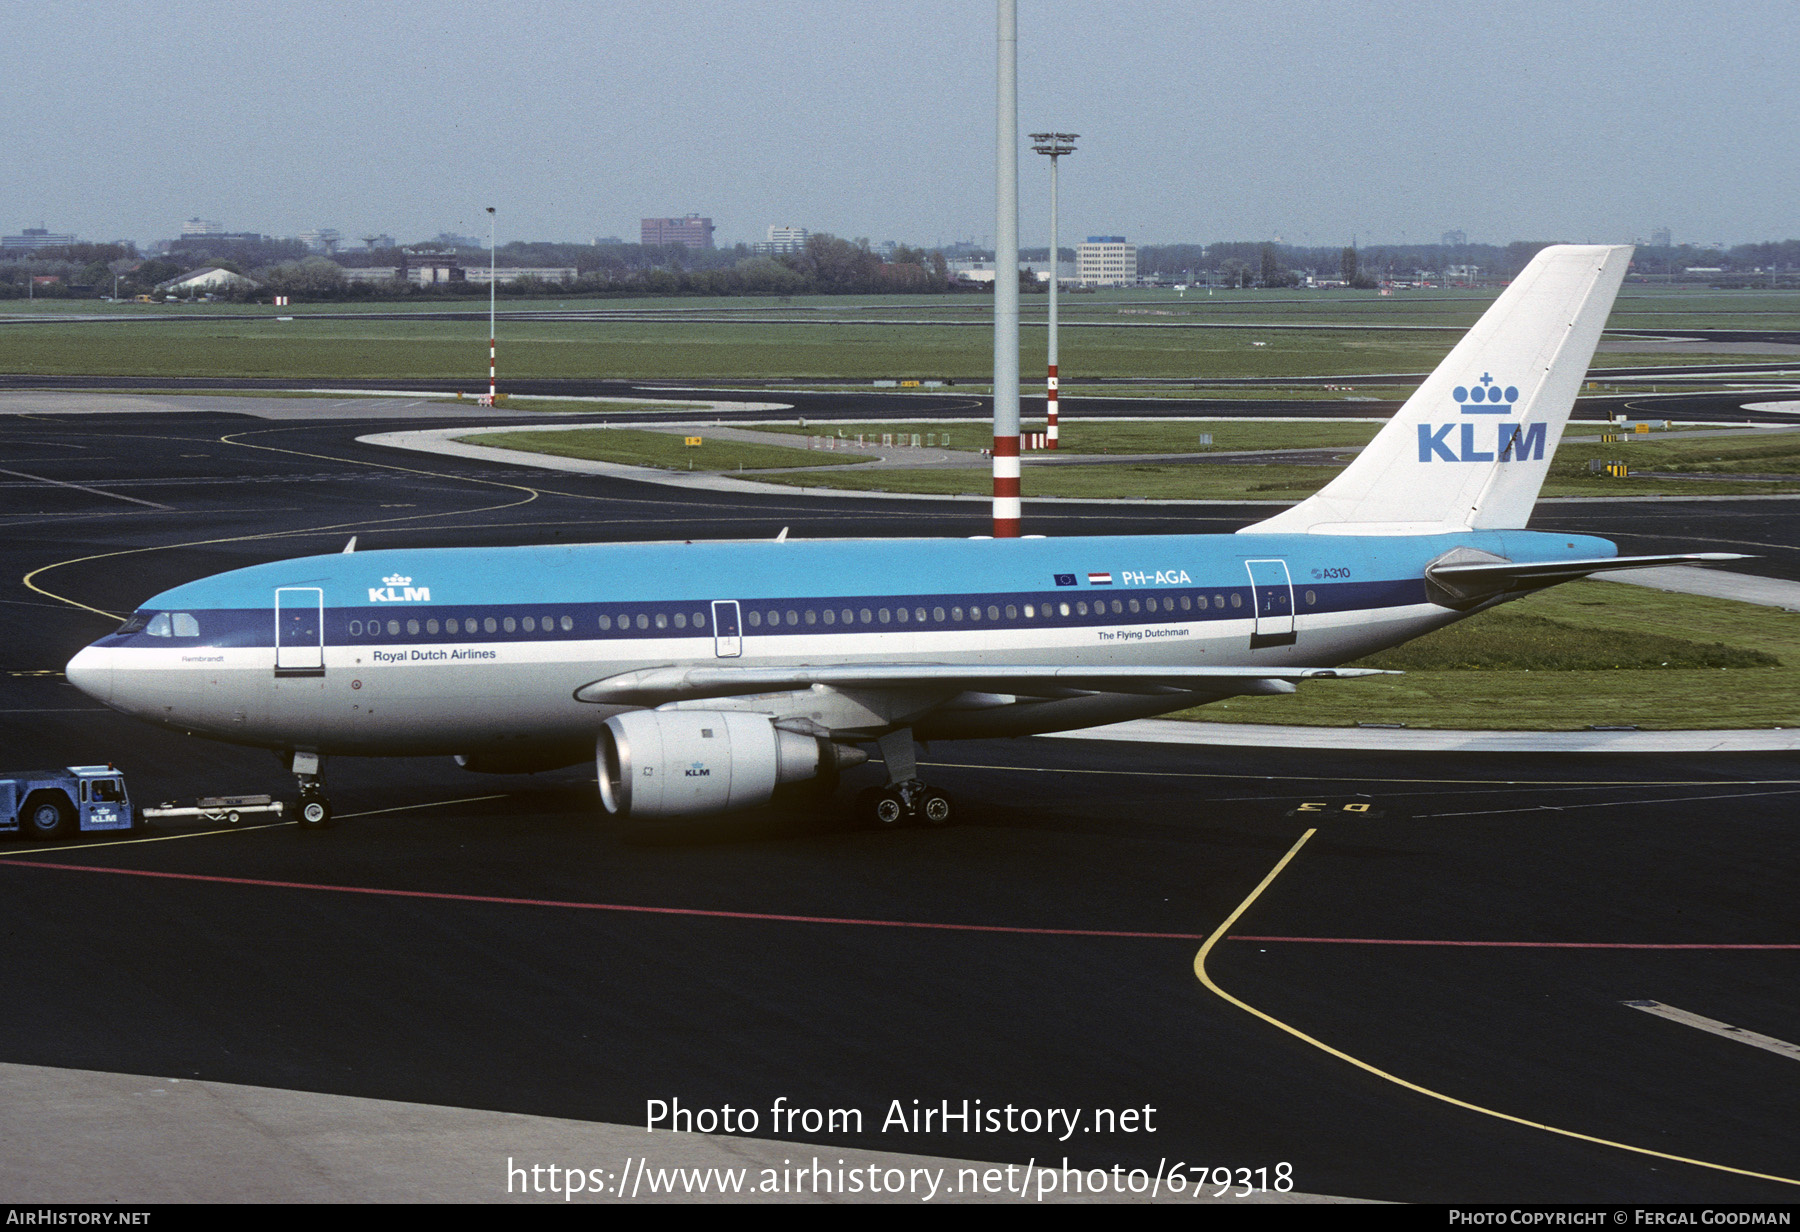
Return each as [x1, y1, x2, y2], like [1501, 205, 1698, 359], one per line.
[574, 663, 1391, 706]
[1426, 551, 1751, 604]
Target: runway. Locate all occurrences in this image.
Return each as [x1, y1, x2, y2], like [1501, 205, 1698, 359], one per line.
[2, 398, 1797, 1202]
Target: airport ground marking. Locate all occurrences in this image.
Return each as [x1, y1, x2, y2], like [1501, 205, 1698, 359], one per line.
[0, 465, 172, 510]
[1417, 785, 1800, 819]
[1232, 936, 1800, 950]
[20, 427, 548, 619]
[1623, 1001, 1800, 1062]
[925, 759, 1795, 790]
[0, 857, 1219, 941]
[1, 821, 290, 855]
[1193, 829, 1800, 1190]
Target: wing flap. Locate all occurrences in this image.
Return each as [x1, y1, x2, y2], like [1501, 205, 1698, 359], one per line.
[575, 663, 1392, 706]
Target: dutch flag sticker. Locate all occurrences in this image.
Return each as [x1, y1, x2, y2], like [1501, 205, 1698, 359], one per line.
[1088, 572, 1113, 586]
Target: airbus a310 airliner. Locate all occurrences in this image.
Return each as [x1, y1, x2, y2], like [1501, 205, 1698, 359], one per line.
[62, 245, 1740, 832]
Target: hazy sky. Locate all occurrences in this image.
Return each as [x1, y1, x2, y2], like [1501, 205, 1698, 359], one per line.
[6, 1, 1796, 251]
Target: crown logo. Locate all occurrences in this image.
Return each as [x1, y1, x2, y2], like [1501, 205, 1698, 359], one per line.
[382, 574, 411, 587]
[1455, 372, 1519, 414]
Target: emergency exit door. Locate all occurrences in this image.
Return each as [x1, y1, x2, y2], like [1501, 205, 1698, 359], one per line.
[711, 600, 742, 658]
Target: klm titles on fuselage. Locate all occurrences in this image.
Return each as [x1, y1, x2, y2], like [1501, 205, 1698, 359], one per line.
[1418, 374, 1545, 463]
[369, 574, 431, 602]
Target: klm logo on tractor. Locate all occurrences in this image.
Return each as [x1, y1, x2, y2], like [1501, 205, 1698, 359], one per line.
[1417, 373, 1544, 463]
[685, 761, 711, 778]
[369, 574, 431, 602]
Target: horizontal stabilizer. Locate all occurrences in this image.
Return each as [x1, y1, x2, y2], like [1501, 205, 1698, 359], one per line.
[576, 663, 1391, 706]
[1426, 551, 1751, 606]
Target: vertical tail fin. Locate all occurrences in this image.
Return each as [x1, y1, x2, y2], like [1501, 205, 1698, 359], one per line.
[1243, 244, 1632, 535]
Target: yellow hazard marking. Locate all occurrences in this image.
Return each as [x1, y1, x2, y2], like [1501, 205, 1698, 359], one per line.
[1193, 829, 1800, 1189]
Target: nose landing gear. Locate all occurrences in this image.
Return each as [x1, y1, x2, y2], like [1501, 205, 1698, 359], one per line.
[287, 750, 333, 830]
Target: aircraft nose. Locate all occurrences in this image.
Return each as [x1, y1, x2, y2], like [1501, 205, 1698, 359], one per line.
[65, 644, 114, 705]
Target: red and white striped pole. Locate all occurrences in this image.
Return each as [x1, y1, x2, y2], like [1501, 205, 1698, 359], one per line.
[486, 205, 497, 401]
[992, 431, 1020, 533]
[1046, 363, 1058, 449]
[991, 0, 1021, 538]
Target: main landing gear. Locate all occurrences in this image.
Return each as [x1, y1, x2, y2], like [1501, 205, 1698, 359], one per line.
[857, 729, 956, 829]
[287, 750, 334, 830]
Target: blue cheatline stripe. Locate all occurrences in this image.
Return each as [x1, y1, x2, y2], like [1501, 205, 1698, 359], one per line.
[102, 576, 1428, 651]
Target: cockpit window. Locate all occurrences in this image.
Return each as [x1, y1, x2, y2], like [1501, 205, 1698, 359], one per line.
[140, 612, 199, 638]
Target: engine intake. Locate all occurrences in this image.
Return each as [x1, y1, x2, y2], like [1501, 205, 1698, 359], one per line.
[597, 709, 858, 818]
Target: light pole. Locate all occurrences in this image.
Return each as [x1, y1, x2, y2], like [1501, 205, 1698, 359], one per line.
[991, 0, 1020, 538]
[1030, 132, 1076, 450]
[486, 206, 497, 401]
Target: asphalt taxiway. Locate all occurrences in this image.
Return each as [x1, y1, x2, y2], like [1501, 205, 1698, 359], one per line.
[2, 396, 1797, 1203]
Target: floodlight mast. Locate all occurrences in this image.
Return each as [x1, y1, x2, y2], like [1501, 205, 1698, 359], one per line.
[1030, 132, 1077, 450]
[486, 206, 497, 400]
[992, 0, 1021, 538]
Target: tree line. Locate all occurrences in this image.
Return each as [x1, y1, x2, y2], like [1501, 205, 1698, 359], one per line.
[5, 233, 1798, 300]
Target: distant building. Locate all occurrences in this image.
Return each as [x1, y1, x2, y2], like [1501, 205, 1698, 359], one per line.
[1440, 229, 1467, 246]
[752, 225, 809, 255]
[429, 233, 485, 250]
[463, 266, 578, 285]
[182, 218, 224, 236]
[154, 266, 260, 295]
[594, 236, 624, 246]
[641, 215, 715, 249]
[341, 267, 401, 285]
[385, 252, 577, 287]
[1651, 227, 1672, 248]
[299, 228, 342, 254]
[1076, 236, 1136, 286]
[169, 232, 266, 252]
[2, 227, 77, 253]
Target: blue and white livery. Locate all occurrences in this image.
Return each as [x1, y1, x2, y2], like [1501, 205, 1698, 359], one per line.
[63, 245, 1740, 829]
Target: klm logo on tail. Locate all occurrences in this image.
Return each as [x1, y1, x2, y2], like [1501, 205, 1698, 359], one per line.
[1418, 374, 1544, 463]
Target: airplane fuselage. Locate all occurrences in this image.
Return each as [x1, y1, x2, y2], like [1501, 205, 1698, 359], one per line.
[66, 528, 1613, 760]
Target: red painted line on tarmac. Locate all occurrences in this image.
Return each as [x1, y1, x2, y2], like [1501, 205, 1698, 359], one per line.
[0, 858, 1206, 940]
[1229, 935, 1800, 950]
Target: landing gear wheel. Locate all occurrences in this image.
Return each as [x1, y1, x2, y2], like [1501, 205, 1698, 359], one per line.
[296, 790, 333, 830]
[917, 787, 955, 828]
[23, 793, 75, 840]
[859, 786, 908, 830]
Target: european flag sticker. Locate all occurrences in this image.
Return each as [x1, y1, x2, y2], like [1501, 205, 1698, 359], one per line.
[1054, 574, 1076, 587]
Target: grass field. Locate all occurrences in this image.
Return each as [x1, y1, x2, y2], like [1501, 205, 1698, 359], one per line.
[464, 427, 862, 472]
[479, 419, 1800, 499]
[1, 283, 1793, 382]
[757, 419, 1383, 453]
[1177, 580, 1800, 730]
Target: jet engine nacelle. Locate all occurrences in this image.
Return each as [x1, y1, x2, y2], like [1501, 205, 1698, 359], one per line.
[597, 709, 858, 818]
